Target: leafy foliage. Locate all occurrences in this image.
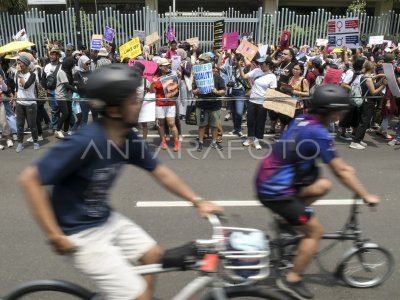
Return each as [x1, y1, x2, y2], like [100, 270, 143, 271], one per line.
[347, 0, 367, 14]
[0, 0, 27, 14]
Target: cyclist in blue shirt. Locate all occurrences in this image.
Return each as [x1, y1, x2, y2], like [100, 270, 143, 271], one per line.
[19, 64, 223, 300]
[256, 85, 379, 300]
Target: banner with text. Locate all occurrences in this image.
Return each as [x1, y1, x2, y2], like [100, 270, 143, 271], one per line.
[213, 20, 225, 49]
[193, 63, 214, 94]
[327, 17, 359, 48]
[128, 59, 158, 82]
[119, 37, 141, 61]
[103, 26, 115, 43]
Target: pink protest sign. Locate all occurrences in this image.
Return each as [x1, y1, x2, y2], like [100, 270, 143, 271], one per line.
[222, 32, 239, 50]
[128, 60, 158, 82]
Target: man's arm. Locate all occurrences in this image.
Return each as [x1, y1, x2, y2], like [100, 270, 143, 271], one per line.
[19, 166, 75, 254]
[328, 157, 379, 204]
[150, 164, 223, 217]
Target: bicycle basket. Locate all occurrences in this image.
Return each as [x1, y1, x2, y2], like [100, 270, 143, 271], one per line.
[217, 226, 270, 283]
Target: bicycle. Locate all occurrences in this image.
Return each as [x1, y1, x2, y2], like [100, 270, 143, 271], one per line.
[3, 215, 290, 300]
[266, 195, 395, 292]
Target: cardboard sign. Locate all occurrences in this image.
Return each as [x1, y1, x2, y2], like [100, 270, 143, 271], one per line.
[193, 63, 214, 94]
[119, 37, 141, 61]
[327, 17, 359, 49]
[186, 37, 199, 46]
[236, 40, 258, 61]
[383, 63, 400, 97]
[222, 32, 239, 50]
[133, 30, 146, 42]
[263, 89, 296, 118]
[368, 36, 384, 45]
[316, 39, 328, 47]
[171, 55, 181, 71]
[103, 26, 115, 43]
[145, 32, 161, 46]
[213, 20, 225, 49]
[91, 34, 103, 50]
[159, 74, 179, 98]
[128, 59, 158, 82]
[279, 31, 291, 49]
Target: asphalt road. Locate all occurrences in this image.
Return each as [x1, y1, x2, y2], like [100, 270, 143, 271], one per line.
[0, 117, 399, 300]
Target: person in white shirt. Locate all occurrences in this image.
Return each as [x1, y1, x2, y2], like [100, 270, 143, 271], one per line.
[12, 55, 40, 153]
[237, 56, 278, 150]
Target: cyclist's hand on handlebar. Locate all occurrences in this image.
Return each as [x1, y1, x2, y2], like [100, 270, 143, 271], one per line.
[363, 194, 380, 206]
[48, 234, 76, 255]
[196, 201, 224, 218]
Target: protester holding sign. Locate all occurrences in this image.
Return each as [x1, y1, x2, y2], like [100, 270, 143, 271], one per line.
[165, 40, 178, 60]
[149, 58, 180, 152]
[237, 56, 277, 150]
[175, 48, 193, 119]
[193, 54, 226, 152]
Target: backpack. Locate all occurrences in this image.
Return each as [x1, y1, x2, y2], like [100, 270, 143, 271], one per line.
[350, 75, 368, 107]
[42, 63, 61, 90]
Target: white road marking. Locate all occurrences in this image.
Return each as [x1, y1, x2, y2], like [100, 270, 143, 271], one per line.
[136, 199, 363, 207]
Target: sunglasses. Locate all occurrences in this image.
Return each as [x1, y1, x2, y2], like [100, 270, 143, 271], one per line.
[85, 62, 91, 65]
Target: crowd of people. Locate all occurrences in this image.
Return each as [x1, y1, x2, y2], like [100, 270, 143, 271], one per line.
[1, 36, 400, 152]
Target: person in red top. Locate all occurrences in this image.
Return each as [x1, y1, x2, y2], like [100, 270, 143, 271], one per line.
[149, 58, 180, 151]
[165, 40, 178, 60]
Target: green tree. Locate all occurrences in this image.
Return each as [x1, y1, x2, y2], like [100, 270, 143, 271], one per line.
[347, 0, 367, 14]
[0, 0, 27, 14]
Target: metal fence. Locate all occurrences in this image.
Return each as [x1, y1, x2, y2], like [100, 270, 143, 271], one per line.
[1, 6, 400, 57]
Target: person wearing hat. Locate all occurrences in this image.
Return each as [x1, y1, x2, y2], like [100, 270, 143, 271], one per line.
[13, 55, 40, 152]
[192, 53, 226, 152]
[149, 57, 181, 152]
[96, 48, 111, 69]
[237, 55, 277, 150]
[43, 47, 62, 132]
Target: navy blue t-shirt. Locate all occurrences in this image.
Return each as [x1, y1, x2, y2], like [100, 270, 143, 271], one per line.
[36, 122, 159, 235]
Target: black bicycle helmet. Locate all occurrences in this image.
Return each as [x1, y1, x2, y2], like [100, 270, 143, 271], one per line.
[308, 84, 352, 115]
[86, 64, 141, 107]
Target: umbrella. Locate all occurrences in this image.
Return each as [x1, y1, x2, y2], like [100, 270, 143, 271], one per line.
[0, 41, 35, 54]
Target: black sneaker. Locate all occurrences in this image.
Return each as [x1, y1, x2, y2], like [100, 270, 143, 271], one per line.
[277, 277, 314, 300]
[197, 142, 203, 152]
[211, 142, 223, 151]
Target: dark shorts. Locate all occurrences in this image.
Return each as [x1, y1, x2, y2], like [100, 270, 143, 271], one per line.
[260, 196, 314, 226]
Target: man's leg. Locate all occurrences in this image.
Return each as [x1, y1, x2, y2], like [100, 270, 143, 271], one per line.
[288, 216, 324, 282]
[137, 245, 163, 300]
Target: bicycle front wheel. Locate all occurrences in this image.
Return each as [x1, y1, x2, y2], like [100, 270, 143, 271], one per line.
[338, 246, 395, 288]
[4, 280, 96, 300]
[201, 285, 290, 300]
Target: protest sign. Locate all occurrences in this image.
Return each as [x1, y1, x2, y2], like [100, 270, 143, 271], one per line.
[316, 39, 328, 47]
[159, 75, 179, 98]
[369, 35, 384, 45]
[91, 34, 103, 50]
[213, 20, 225, 49]
[279, 31, 291, 49]
[186, 37, 199, 46]
[236, 40, 258, 61]
[171, 55, 181, 71]
[138, 93, 156, 123]
[327, 17, 359, 48]
[258, 44, 269, 57]
[263, 89, 296, 118]
[133, 30, 146, 42]
[241, 32, 253, 41]
[193, 63, 214, 94]
[128, 59, 158, 82]
[119, 37, 141, 61]
[222, 32, 239, 50]
[166, 27, 176, 42]
[383, 63, 400, 97]
[145, 32, 161, 46]
[103, 26, 115, 43]
[13, 29, 28, 41]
